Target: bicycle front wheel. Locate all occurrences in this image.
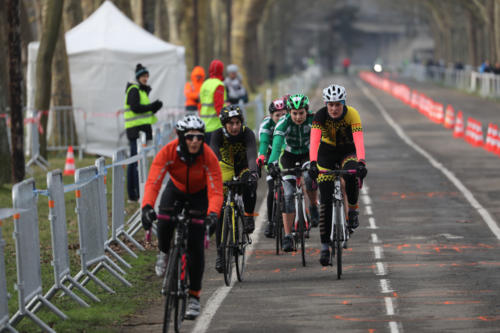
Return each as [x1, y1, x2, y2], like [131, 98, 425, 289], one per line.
[163, 249, 178, 333]
[273, 188, 283, 255]
[235, 209, 247, 282]
[174, 249, 189, 331]
[335, 201, 343, 279]
[222, 206, 233, 286]
[297, 197, 306, 267]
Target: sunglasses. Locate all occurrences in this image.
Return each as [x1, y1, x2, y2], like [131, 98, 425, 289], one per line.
[185, 134, 205, 141]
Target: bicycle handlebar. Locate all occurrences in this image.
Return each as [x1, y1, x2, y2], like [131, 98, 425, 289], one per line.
[319, 169, 358, 176]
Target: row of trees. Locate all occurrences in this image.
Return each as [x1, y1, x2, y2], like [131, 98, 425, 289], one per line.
[2, 0, 499, 185]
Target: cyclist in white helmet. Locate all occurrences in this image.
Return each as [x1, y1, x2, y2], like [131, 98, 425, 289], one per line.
[308, 84, 367, 266]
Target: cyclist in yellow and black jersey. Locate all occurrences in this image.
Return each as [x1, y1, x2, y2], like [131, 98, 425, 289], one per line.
[209, 105, 258, 273]
[308, 84, 368, 266]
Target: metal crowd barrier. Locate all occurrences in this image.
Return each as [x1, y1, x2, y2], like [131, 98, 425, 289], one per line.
[9, 179, 67, 333]
[0, 209, 19, 333]
[72, 165, 131, 294]
[401, 63, 500, 99]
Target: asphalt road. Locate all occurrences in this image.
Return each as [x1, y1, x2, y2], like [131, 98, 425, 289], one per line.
[122, 75, 500, 333]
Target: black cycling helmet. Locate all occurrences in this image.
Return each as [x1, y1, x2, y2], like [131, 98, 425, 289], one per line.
[220, 105, 244, 126]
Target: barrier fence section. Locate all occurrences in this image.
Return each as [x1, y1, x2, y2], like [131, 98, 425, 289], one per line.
[9, 179, 67, 333]
[402, 63, 500, 99]
[0, 209, 19, 333]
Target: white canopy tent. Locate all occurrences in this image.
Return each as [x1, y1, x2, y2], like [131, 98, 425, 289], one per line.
[27, 0, 186, 156]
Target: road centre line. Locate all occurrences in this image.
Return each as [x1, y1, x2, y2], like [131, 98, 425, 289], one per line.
[371, 233, 380, 243]
[373, 246, 383, 259]
[389, 321, 400, 333]
[368, 217, 378, 229]
[362, 194, 372, 205]
[375, 262, 387, 276]
[192, 199, 266, 333]
[356, 79, 500, 240]
[379, 279, 393, 293]
[385, 297, 395, 315]
[365, 205, 373, 216]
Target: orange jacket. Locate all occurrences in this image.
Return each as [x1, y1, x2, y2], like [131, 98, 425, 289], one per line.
[184, 66, 206, 109]
[142, 138, 223, 216]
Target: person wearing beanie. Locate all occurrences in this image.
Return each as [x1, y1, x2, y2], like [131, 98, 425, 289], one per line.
[224, 64, 248, 105]
[124, 63, 163, 202]
[199, 59, 227, 144]
[184, 66, 206, 113]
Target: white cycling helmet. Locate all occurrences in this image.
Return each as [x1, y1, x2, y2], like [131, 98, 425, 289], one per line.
[323, 84, 346, 102]
[227, 64, 239, 73]
[176, 115, 205, 133]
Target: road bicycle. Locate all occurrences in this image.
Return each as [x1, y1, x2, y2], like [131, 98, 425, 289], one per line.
[158, 203, 207, 333]
[281, 161, 312, 267]
[319, 169, 358, 279]
[221, 177, 252, 286]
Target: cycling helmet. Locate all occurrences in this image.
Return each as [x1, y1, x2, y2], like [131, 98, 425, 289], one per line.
[268, 98, 286, 113]
[323, 84, 346, 102]
[227, 64, 239, 73]
[176, 115, 205, 133]
[286, 94, 309, 111]
[220, 105, 244, 126]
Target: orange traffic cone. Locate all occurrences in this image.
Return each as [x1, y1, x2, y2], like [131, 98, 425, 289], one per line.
[63, 146, 75, 176]
[443, 105, 455, 129]
[453, 111, 464, 138]
[484, 123, 496, 152]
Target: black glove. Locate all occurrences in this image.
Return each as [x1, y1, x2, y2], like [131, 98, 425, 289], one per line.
[357, 160, 367, 179]
[309, 161, 319, 180]
[141, 204, 157, 231]
[267, 163, 280, 179]
[151, 100, 163, 113]
[205, 212, 218, 229]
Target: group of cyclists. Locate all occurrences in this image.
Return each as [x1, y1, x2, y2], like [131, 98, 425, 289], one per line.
[140, 83, 367, 320]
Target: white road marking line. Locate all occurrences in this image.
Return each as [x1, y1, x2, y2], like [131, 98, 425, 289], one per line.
[389, 321, 400, 333]
[375, 262, 387, 276]
[373, 246, 383, 259]
[385, 297, 395, 315]
[361, 186, 368, 195]
[361, 195, 372, 205]
[357, 79, 500, 240]
[439, 233, 464, 239]
[192, 200, 266, 333]
[380, 279, 393, 293]
[365, 205, 373, 215]
[371, 233, 380, 243]
[368, 216, 378, 229]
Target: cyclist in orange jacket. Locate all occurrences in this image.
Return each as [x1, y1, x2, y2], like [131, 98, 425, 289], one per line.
[141, 115, 223, 319]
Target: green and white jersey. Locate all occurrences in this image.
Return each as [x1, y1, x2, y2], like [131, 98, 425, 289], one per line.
[258, 116, 277, 156]
[267, 112, 314, 164]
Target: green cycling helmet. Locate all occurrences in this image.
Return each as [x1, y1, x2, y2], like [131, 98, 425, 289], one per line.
[286, 94, 309, 111]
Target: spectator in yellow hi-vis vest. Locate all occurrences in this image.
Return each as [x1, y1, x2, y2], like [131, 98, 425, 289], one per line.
[124, 63, 163, 202]
[199, 59, 227, 144]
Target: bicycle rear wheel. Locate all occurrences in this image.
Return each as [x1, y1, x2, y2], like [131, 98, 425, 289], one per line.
[174, 250, 189, 331]
[235, 209, 247, 282]
[162, 249, 178, 333]
[335, 202, 343, 279]
[222, 206, 233, 286]
[273, 188, 283, 255]
[297, 198, 306, 267]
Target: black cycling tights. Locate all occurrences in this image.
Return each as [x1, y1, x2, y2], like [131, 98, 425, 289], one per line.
[157, 180, 207, 292]
[215, 178, 256, 248]
[318, 161, 359, 244]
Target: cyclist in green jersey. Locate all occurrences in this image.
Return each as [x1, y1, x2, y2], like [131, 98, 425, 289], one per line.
[267, 94, 319, 252]
[257, 98, 287, 238]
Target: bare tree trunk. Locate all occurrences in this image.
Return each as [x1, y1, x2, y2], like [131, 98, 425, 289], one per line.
[50, 17, 77, 150]
[64, 0, 83, 29]
[130, 0, 143, 25]
[0, 5, 13, 185]
[466, 10, 479, 66]
[154, 0, 169, 40]
[226, 0, 232, 61]
[7, 0, 25, 182]
[35, 0, 63, 159]
[193, 0, 199, 65]
[166, 0, 185, 45]
[231, 0, 268, 90]
[495, 0, 500, 62]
